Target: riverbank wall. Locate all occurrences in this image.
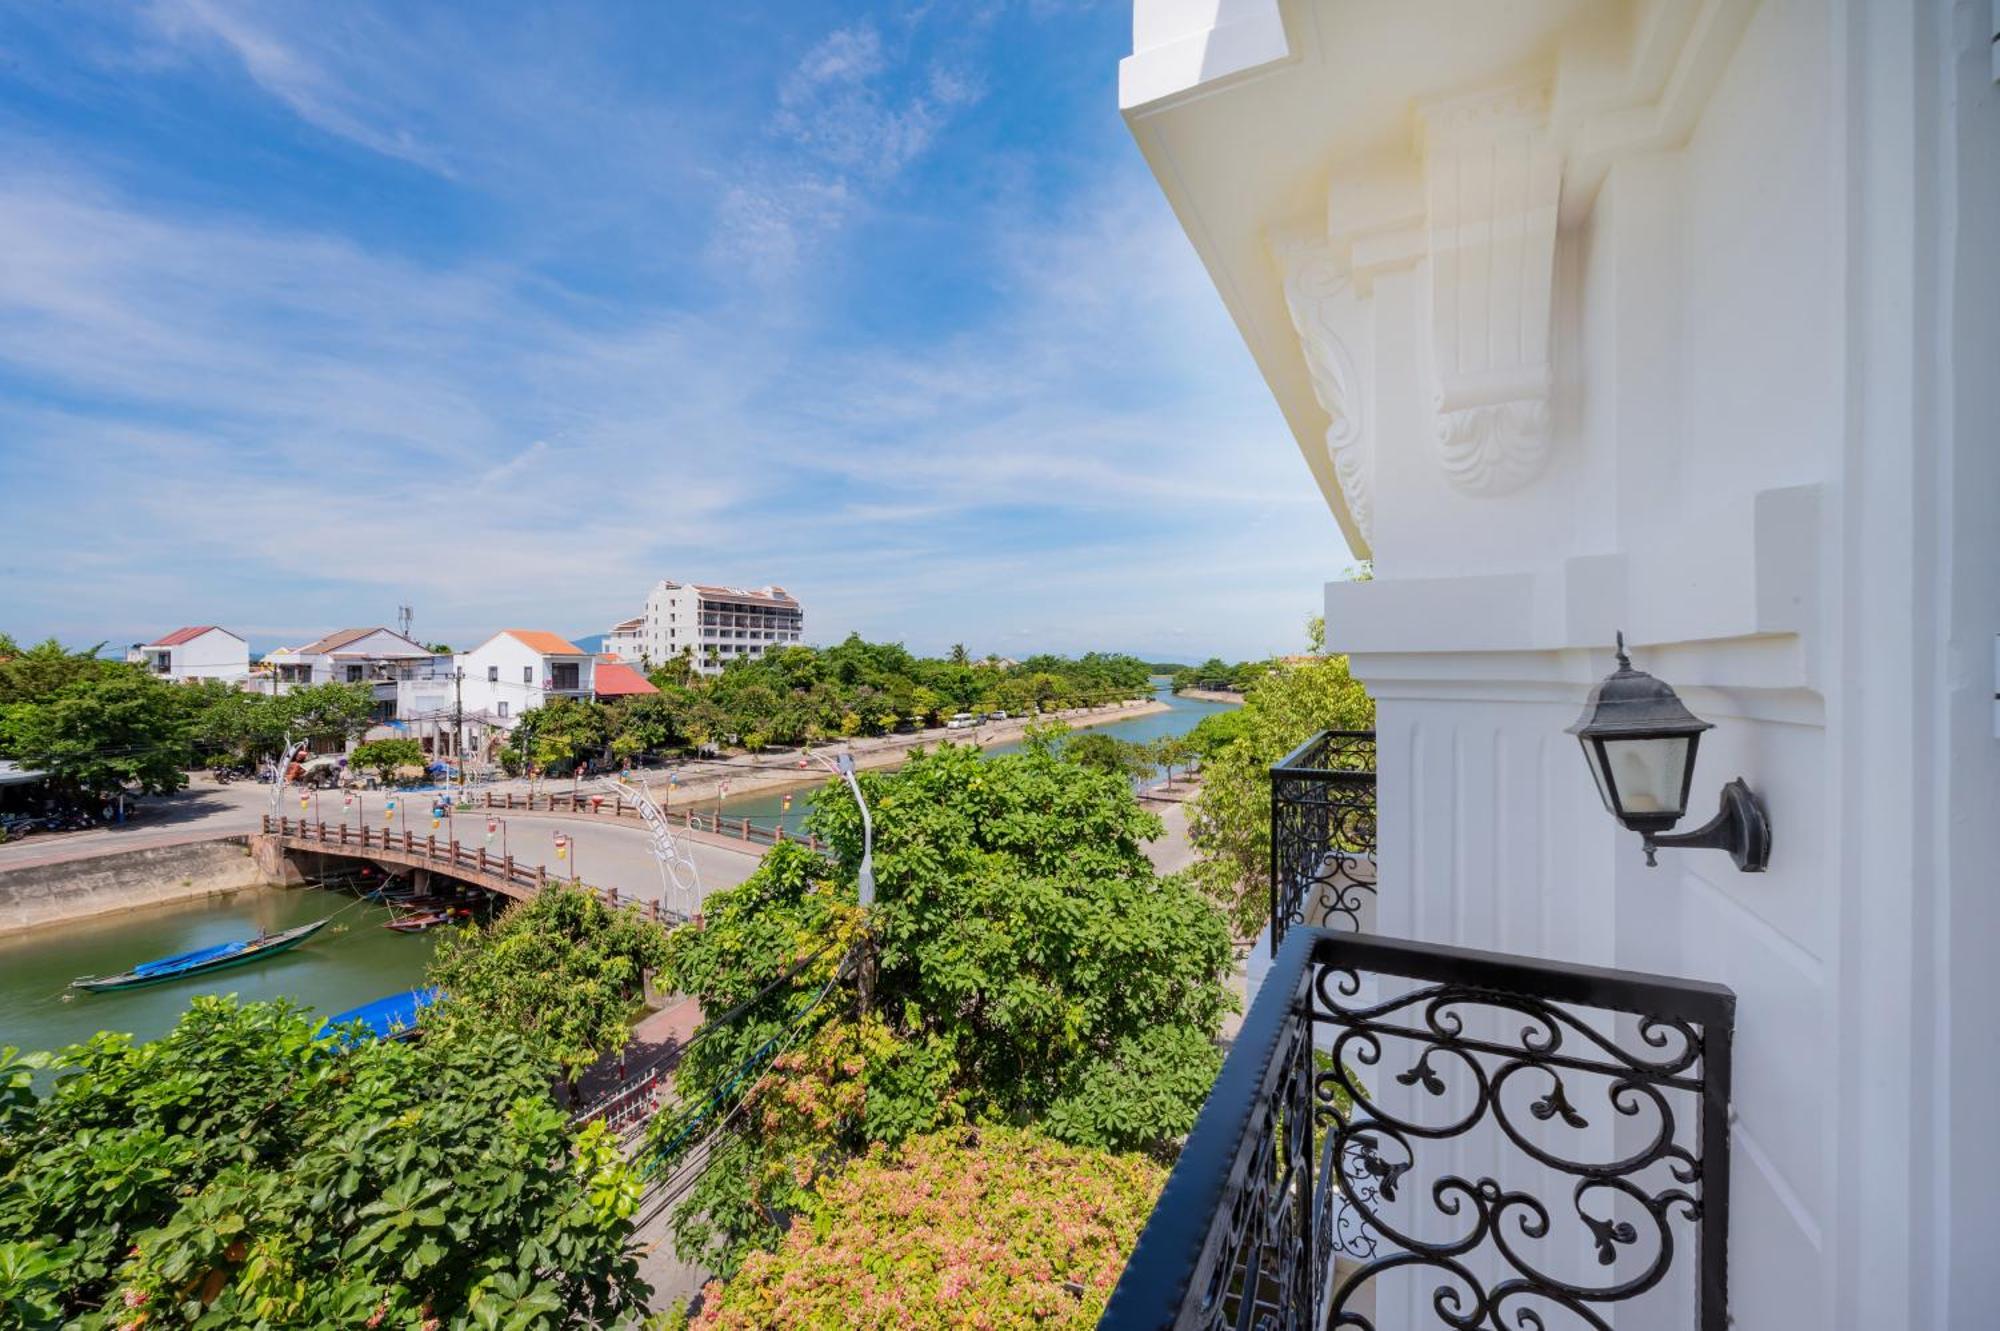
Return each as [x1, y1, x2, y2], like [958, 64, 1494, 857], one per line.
[0, 837, 266, 936]
[1174, 688, 1245, 704]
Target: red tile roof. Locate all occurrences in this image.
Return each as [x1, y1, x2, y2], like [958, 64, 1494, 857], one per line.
[592, 661, 657, 697]
[149, 626, 238, 647]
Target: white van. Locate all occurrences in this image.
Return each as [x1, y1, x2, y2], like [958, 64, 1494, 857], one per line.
[946, 713, 978, 730]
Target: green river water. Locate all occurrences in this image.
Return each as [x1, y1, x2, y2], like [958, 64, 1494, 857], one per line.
[1, 885, 435, 1062]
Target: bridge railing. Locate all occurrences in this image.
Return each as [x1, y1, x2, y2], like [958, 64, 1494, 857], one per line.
[473, 790, 818, 851]
[261, 815, 686, 922]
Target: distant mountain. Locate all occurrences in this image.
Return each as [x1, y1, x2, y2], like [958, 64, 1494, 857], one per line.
[571, 633, 608, 655]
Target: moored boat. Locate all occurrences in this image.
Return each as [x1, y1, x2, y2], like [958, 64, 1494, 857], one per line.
[71, 918, 330, 992]
[327, 986, 441, 1043]
[383, 910, 451, 933]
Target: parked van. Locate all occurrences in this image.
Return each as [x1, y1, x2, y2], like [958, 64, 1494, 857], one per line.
[947, 713, 978, 730]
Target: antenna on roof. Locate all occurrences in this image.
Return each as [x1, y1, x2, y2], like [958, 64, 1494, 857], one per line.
[397, 604, 414, 639]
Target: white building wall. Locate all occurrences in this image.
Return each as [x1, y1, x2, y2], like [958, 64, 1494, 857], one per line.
[171, 630, 249, 680]
[1128, 0, 2000, 1325]
[457, 634, 550, 723]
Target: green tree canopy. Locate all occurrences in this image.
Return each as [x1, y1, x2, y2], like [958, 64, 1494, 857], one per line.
[680, 1126, 1163, 1331]
[655, 741, 1232, 1274]
[0, 1000, 647, 1330]
[1186, 655, 1375, 935]
[0, 668, 191, 798]
[0, 638, 116, 707]
[426, 886, 671, 1082]
[350, 737, 425, 782]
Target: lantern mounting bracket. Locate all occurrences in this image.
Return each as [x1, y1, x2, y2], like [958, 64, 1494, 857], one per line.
[1641, 777, 1770, 872]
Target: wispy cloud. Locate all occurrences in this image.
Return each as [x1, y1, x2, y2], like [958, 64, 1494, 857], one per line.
[0, 1, 1354, 660]
[143, 0, 455, 174]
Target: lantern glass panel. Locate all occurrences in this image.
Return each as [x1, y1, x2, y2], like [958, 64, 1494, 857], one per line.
[1601, 736, 1690, 817]
[1580, 739, 1616, 814]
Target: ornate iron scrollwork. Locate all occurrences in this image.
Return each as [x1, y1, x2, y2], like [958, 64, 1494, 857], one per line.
[1271, 732, 1377, 952]
[1097, 930, 1734, 1331]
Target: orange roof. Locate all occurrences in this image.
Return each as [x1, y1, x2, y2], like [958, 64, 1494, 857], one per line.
[501, 629, 586, 656]
[593, 661, 657, 697]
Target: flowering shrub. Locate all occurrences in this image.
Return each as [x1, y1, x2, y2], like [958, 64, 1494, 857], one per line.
[686, 1126, 1163, 1331]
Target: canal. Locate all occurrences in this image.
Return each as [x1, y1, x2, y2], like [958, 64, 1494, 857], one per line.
[709, 677, 1240, 836]
[1, 884, 435, 1064]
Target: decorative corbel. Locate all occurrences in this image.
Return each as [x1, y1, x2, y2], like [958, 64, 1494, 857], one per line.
[1274, 233, 1375, 547]
[1419, 83, 1562, 496]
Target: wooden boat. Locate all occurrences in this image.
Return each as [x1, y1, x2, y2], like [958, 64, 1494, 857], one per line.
[71, 918, 330, 992]
[384, 910, 451, 933]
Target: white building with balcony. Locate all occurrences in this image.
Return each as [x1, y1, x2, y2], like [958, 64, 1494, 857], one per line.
[1118, 1, 1999, 1328]
[619, 580, 803, 675]
[456, 629, 595, 725]
[125, 626, 248, 682]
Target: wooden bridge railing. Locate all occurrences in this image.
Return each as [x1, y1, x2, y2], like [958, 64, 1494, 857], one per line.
[260, 815, 683, 921]
[472, 790, 817, 852]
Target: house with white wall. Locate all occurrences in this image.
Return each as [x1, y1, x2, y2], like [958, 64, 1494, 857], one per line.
[125, 626, 248, 682]
[1114, 1, 1999, 1328]
[456, 630, 595, 727]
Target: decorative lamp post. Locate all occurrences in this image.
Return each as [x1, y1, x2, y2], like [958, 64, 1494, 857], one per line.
[1567, 633, 1771, 872]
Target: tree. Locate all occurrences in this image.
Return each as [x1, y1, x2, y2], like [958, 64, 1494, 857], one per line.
[351, 737, 425, 783]
[425, 886, 671, 1085]
[1150, 735, 1196, 788]
[0, 669, 191, 798]
[1186, 654, 1374, 935]
[655, 743, 1233, 1274]
[0, 1000, 647, 1329]
[1063, 730, 1150, 781]
[276, 681, 376, 747]
[680, 1126, 1164, 1331]
[0, 638, 115, 706]
[948, 643, 969, 666]
[509, 697, 610, 774]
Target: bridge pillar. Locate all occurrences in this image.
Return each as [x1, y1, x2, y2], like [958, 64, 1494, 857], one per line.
[248, 834, 307, 887]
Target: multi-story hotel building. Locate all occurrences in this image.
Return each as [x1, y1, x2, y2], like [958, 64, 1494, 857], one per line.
[617, 581, 803, 674]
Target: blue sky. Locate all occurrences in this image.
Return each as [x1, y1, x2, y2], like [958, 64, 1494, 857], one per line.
[0, 1, 1356, 661]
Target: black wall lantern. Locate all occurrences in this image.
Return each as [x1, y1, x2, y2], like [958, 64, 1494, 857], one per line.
[1568, 633, 1771, 872]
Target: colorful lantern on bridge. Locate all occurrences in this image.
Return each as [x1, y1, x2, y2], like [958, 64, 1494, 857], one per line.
[486, 817, 498, 842]
[555, 832, 569, 861]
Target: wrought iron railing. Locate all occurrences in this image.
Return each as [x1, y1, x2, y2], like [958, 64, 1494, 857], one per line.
[1099, 927, 1734, 1331]
[1271, 731, 1377, 953]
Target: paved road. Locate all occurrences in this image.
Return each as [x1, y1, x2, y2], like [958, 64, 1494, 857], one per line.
[0, 777, 765, 912]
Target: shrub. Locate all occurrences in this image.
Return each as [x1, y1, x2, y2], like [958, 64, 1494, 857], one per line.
[686, 1126, 1163, 1331]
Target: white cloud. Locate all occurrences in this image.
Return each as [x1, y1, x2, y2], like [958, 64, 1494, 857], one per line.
[145, 0, 455, 174]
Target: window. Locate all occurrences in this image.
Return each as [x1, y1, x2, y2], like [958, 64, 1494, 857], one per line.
[346, 665, 364, 682]
[550, 662, 580, 691]
[487, 666, 498, 682]
[499, 701, 509, 719]
[523, 666, 532, 684]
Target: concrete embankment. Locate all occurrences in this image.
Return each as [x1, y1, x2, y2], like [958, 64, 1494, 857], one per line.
[0, 837, 267, 936]
[1174, 688, 1245, 704]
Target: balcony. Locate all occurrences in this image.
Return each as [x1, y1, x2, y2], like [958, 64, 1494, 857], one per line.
[1271, 731, 1377, 950]
[1098, 731, 1736, 1331]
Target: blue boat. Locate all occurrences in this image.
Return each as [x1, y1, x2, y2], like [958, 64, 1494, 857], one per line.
[70, 918, 330, 992]
[326, 987, 442, 1043]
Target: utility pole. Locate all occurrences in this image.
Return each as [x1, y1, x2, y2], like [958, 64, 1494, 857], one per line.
[452, 668, 466, 799]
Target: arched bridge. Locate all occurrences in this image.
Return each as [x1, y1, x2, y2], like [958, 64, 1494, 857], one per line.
[256, 815, 678, 921]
